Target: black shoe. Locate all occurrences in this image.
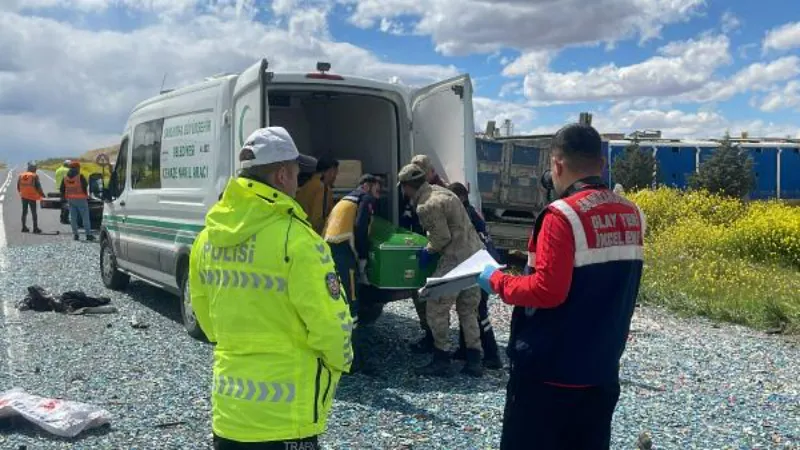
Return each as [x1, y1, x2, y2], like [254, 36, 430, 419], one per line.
[74, 235, 80, 241]
[452, 346, 467, 361]
[410, 330, 434, 354]
[33, 228, 42, 234]
[21, 227, 30, 233]
[86, 235, 96, 242]
[462, 349, 484, 378]
[415, 348, 453, 377]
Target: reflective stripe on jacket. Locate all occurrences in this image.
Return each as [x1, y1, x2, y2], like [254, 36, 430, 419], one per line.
[64, 175, 88, 200]
[189, 177, 353, 443]
[18, 172, 43, 201]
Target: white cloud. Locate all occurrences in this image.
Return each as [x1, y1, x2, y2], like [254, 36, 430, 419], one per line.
[687, 56, 800, 102]
[720, 11, 741, 33]
[498, 81, 522, 98]
[759, 80, 800, 112]
[763, 21, 800, 52]
[379, 18, 406, 35]
[502, 50, 551, 77]
[472, 97, 536, 132]
[340, 0, 706, 56]
[590, 104, 800, 139]
[522, 35, 731, 103]
[0, 9, 458, 161]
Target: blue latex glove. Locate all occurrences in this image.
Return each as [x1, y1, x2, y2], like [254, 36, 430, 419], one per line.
[477, 264, 498, 294]
[417, 248, 436, 269]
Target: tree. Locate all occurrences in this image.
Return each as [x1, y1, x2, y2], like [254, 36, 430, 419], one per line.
[611, 140, 657, 191]
[689, 133, 755, 198]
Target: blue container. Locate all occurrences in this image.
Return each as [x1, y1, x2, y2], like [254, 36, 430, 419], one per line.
[779, 147, 800, 199]
[654, 145, 697, 189]
[607, 143, 626, 186]
[744, 147, 779, 199]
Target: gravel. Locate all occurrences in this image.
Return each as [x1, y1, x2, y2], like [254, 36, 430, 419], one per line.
[0, 242, 798, 449]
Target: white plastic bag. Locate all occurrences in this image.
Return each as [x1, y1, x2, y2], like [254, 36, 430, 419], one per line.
[0, 388, 111, 437]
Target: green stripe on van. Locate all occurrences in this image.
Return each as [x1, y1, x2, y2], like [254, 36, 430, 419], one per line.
[104, 215, 202, 246]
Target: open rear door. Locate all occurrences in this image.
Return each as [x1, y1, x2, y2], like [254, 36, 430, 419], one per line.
[232, 59, 270, 172]
[411, 74, 481, 210]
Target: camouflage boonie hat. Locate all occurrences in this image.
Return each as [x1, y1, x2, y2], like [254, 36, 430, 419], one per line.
[411, 154, 433, 173]
[397, 163, 427, 186]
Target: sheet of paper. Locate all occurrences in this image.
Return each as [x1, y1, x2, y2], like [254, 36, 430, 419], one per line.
[425, 249, 503, 285]
[417, 249, 504, 301]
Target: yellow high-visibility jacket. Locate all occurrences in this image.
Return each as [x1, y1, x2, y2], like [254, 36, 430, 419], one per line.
[295, 173, 334, 235]
[189, 177, 353, 443]
[54, 166, 69, 190]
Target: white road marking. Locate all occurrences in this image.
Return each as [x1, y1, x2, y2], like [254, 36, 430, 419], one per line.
[39, 171, 55, 184]
[0, 169, 25, 379]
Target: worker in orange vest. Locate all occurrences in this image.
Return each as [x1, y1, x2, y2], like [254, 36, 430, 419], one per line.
[59, 161, 94, 241]
[17, 162, 45, 234]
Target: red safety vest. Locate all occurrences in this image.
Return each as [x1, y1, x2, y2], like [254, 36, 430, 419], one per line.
[64, 175, 88, 200]
[18, 172, 42, 201]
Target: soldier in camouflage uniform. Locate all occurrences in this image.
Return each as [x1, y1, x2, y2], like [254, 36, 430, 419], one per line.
[397, 163, 485, 378]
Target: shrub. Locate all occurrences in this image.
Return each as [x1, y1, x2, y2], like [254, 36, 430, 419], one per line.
[626, 187, 800, 332]
[689, 134, 755, 198]
[611, 141, 657, 191]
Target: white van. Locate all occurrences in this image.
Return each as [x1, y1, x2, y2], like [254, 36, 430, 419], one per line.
[99, 59, 480, 339]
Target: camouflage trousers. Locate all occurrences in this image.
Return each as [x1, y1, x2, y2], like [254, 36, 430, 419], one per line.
[426, 286, 482, 353]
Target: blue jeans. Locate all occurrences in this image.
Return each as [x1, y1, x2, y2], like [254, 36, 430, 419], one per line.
[68, 199, 92, 236]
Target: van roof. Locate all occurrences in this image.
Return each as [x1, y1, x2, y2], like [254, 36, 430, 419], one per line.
[129, 65, 412, 116]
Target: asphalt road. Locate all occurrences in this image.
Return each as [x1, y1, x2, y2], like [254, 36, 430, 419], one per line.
[0, 167, 78, 247]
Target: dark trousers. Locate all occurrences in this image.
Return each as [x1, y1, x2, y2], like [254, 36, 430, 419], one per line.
[329, 242, 358, 324]
[21, 199, 38, 228]
[458, 290, 498, 357]
[501, 370, 620, 450]
[213, 434, 318, 450]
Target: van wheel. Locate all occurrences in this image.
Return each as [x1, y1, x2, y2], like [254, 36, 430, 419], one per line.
[179, 266, 208, 342]
[100, 237, 129, 290]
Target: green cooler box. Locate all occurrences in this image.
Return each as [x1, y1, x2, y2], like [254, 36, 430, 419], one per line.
[367, 217, 437, 289]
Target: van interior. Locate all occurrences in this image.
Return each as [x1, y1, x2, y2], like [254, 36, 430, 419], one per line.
[267, 90, 399, 221]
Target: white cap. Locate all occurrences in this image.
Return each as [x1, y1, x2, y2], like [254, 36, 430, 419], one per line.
[239, 127, 317, 172]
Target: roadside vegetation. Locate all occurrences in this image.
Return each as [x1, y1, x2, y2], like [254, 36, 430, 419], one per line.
[628, 187, 800, 334]
[37, 145, 116, 187]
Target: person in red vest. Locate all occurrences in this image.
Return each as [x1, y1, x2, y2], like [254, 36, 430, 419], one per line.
[478, 123, 646, 450]
[59, 161, 94, 241]
[17, 162, 45, 234]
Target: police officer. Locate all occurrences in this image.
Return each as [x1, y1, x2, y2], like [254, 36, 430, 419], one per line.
[189, 127, 354, 450]
[398, 163, 484, 378]
[323, 173, 382, 374]
[403, 155, 448, 354]
[477, 123, 646, 450]
[17, 162, 44, 234]
[447, 182, 503, 370]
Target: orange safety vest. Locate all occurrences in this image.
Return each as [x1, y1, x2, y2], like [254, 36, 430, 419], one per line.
[18, 172, 43, 201]
[64, 175, 88, 200]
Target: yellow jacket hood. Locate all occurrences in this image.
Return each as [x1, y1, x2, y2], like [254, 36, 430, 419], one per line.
[206, 177, 309, 248]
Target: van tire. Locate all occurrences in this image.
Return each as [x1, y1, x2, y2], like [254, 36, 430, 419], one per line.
[100, 237, 129, 290]
[179, 264, 208, 342]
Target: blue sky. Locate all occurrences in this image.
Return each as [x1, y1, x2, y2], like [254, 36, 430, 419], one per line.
[1, 0, 799, 162]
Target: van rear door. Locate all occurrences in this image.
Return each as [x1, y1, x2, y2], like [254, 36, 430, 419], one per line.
[232, 59, 270, 171]
[411, 74, 481, 209]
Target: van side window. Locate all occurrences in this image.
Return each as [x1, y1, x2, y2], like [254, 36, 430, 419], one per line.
[131, 118, 165, 189]
[114, 137, 129, 195]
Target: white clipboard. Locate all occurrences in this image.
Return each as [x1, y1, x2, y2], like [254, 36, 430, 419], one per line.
[417, 249, 505, 301]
